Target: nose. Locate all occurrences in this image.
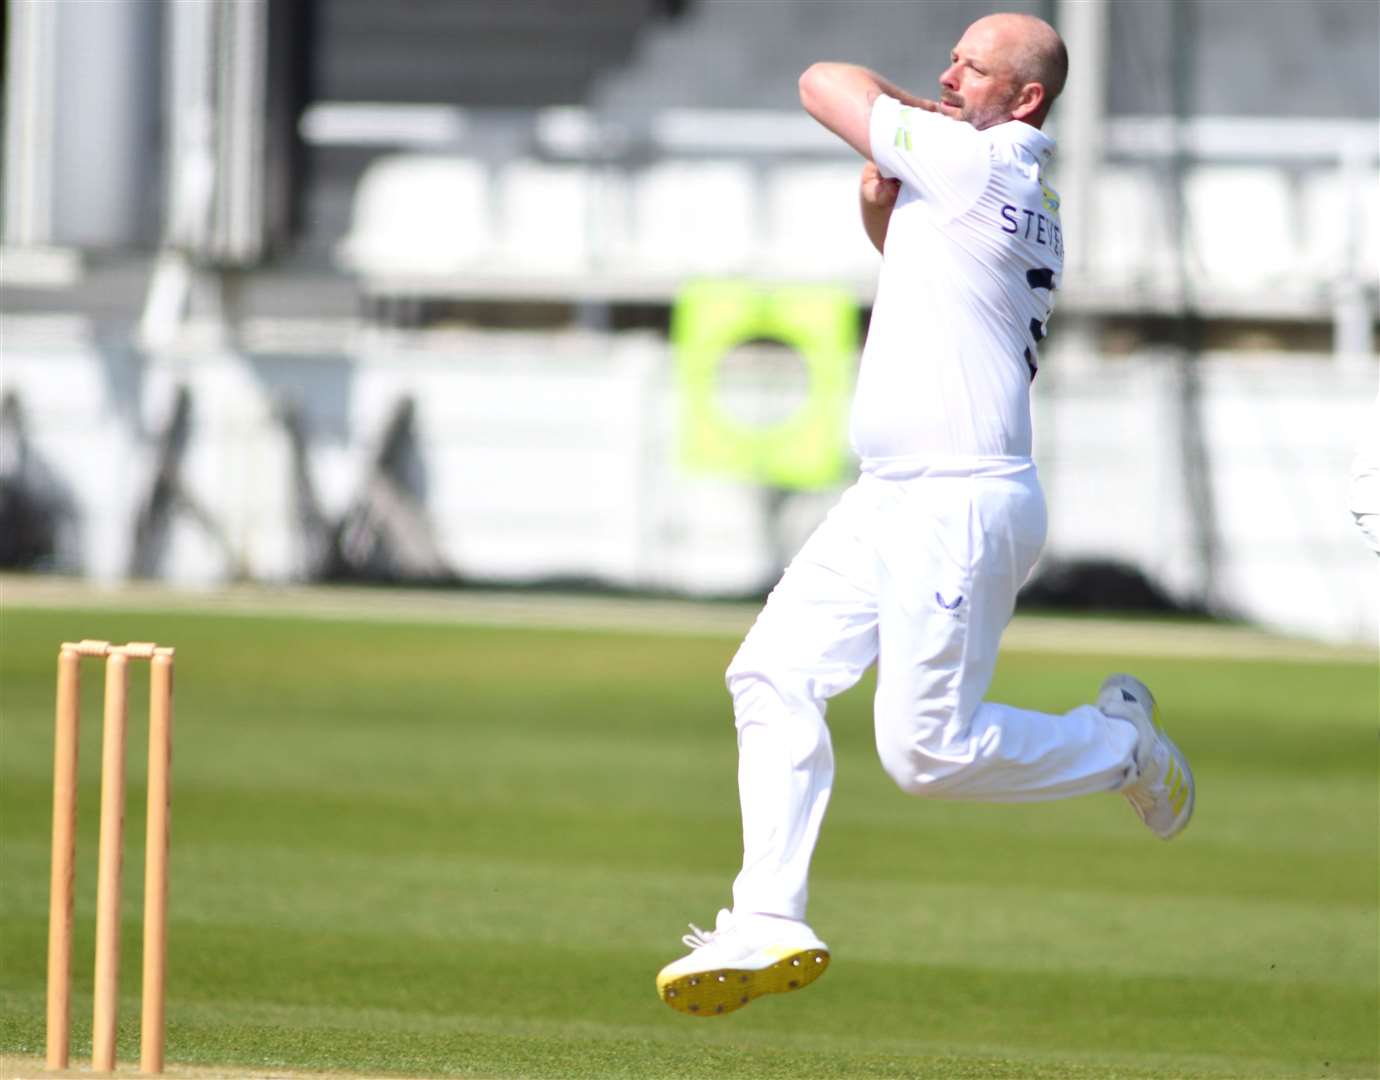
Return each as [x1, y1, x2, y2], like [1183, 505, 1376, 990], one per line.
[939, 62, 960, 92]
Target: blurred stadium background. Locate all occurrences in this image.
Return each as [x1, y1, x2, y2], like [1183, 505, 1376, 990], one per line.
[2, 6, 1378, 1078]
[1, 0, 1377, 643]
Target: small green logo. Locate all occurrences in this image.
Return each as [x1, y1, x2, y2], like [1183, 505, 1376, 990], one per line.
[1039, 176, 1060, 214]
[894, 107, 916, 152]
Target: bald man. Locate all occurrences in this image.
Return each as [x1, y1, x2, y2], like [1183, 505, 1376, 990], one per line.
[655, 13, 1195, 1018]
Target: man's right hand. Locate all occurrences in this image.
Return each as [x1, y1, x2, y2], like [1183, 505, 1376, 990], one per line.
[860, 162, 900, 254]
[893, 93, 942, 114]
[860, 161, 901, 211]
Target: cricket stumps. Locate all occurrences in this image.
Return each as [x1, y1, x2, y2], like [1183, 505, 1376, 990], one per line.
[47, 639, 175, 1075]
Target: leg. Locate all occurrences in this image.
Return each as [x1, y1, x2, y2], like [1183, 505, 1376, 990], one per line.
[727, 480, 882, 920]
[872, 470, 1138, 800]
[655, 481, 882, 1017]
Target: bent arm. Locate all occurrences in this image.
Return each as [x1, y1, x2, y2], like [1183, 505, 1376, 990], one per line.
[798, 62, 937, 159]
[860, 162, 899, 253]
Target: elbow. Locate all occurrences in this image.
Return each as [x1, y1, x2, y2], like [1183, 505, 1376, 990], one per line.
[798, 62, 829, 117]
[798, 62, 873, 156]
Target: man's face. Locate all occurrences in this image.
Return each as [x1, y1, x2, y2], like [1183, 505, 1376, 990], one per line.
[937, 20, 1025, 130]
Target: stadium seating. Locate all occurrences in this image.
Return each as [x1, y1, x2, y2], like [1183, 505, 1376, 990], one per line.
[1182, 166, 1297, 291]
[338, 155, 492, 276]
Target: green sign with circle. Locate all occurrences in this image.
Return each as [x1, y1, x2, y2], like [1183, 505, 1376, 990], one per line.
[672, 280, 858, 490]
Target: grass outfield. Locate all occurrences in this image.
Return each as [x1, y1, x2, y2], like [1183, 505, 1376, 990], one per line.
[0, 599, 1375, 1079]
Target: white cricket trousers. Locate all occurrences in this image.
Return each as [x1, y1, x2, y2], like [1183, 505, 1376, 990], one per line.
[727, 460, 1139, 921]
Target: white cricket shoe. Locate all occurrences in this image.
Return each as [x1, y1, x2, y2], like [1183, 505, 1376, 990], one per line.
[1098, 674, 1195, 840]
[655, 908, 830, 1016]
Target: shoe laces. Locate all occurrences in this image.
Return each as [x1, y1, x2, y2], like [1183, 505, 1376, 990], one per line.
[1124, 737, 1171, 820]
[681, 908, 733, 950]
[1124, 782, 1157, 817]
[681, 923, 716, 949]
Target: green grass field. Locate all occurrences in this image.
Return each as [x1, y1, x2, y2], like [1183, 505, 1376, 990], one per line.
[1, 597, 1375, 1079]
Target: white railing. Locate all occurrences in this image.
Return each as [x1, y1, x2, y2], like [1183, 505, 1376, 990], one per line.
[312, 104, 1379, 333]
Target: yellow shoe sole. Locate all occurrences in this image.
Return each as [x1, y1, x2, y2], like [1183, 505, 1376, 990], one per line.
[656, 948, 830, 1016]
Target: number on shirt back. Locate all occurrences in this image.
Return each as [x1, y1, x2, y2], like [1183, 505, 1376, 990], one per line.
[1023, 265, 1055, 381]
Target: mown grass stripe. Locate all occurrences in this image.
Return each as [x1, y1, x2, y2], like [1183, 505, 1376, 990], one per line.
[2, 575, 1370, 662]
[2, 604, 1373, 1078]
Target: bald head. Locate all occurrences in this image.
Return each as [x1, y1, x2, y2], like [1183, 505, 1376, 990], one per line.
[984, 13, 1068, 110]
[939, 12, 1069, 129]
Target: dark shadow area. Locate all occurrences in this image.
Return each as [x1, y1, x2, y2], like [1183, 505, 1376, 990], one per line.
[1018, 557, 1212, 616]
[0, 392, 81, 571]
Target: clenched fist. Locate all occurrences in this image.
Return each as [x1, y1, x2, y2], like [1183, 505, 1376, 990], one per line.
[860, 161, 901, 210]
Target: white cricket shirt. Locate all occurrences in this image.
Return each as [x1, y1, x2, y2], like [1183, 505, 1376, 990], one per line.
[856, 94, 1064, 471]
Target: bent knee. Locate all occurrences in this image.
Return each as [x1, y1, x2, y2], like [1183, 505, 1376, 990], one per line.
[727, 667, 814, 734]
[878, 748, 939, 796]
[875, 715, 969, 797]
[726, 644, 813, 705]
[724, 645, 757, 695]
[879, 752, 968, 797]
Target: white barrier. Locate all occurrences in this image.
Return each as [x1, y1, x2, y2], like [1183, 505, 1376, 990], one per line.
[1, 315, 1374, 643]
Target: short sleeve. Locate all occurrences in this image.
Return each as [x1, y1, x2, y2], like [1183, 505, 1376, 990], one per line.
[869, 94, 990, 219]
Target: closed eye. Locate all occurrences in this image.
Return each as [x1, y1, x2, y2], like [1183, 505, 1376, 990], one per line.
[952, 53, 986, 76]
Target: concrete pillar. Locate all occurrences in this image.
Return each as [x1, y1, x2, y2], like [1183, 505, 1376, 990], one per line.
[2, 0, 161, 249]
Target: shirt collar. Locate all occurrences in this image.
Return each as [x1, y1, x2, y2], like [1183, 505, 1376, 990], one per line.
[989, 120, 1056, 164]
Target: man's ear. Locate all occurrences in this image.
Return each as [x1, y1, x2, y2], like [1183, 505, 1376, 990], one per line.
[1010, 82, 1046, 123]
